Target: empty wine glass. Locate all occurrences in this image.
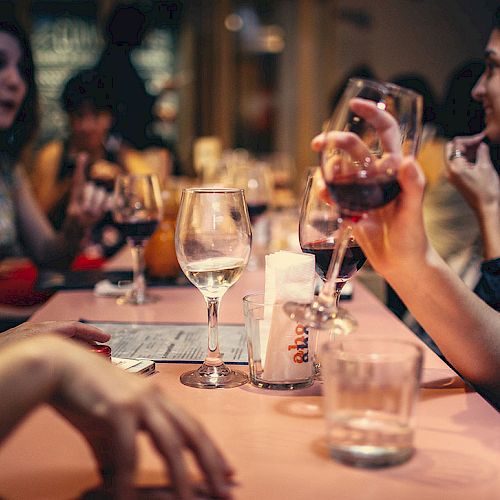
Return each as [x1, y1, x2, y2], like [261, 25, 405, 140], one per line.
[286, 78, 423, 329]
[299, 167, 367, 371]
[175, 188, 252, 388]
[112, 173, 163, 305]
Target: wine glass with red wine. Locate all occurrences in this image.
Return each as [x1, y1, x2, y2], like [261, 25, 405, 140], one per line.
[234, 161, 273, 269]
[285, 79, 422, 329]
[299, 167, 366, 372]
[112, 173, 163, 305]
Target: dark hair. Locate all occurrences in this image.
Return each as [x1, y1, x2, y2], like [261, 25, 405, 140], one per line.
[391, 73, 438, 125]
[61, 69, 113, 115]
[440, 59, 485, 139]
[494, 7, 500, 30]
[0, 18, 39, 163]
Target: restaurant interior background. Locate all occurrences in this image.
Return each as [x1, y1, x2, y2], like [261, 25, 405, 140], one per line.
[6, 0, 498, 190]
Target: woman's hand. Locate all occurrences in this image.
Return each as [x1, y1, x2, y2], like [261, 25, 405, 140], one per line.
[312, 98, 403, 186]
[445, 133, 500, 216]
[65, 154, 112, 229]
[0, 320, 111, 348]
[310, 98, 431, 279]
[446, 133, 500, 259]
[352, 157, 431, 278]
[0, 336, 234, 500]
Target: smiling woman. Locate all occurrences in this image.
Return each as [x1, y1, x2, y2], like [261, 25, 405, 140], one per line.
[0, 16, 111, 326]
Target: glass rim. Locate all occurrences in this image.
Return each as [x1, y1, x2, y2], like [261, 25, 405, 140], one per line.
[243, 292, 283, 306]
[322, 336, 424, 363]
[182, 187, 245, 194]
[347, 77, 422, 100]
[115, 172, 160, 180]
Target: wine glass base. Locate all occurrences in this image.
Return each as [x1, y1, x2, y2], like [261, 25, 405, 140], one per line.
[180, 363, 248, 389]
[116, 292, 159, 305]
[284, 299, 358, 332]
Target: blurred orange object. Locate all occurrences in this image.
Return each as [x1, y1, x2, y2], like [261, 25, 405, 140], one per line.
[144, 188, 180, 279]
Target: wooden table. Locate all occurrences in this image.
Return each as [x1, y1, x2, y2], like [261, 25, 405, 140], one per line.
[0, 270, 498, 499]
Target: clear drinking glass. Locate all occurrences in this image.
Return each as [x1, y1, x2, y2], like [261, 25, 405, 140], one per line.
[322, 337, 423, 467]
[285, 79, 423, 330]
[112, 173, 163, 305]
[175, 188, 252, 388]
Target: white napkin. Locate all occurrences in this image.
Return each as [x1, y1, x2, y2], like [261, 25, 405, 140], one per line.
[261, 251, 316, 382]
[94, 279, 132, 297]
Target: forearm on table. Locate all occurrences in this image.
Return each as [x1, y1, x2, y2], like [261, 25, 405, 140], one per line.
[0, 337, 60, 443]
[385, 248, 500, 387]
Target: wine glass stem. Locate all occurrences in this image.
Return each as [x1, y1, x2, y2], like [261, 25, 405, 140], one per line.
[205, 297, 223, 367]
[317, 221, 353, 309]
[130, 241, 146, 303]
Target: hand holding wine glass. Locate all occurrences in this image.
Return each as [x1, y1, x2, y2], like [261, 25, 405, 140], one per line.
[175, 188, 251, 388]
[286, 79, 422, 330]
[112, 174, 162, 305]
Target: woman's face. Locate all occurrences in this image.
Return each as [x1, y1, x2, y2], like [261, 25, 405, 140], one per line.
[472, 29, 500, 142]
[0, 31, 27, 131]
[69, 104, 113, 152]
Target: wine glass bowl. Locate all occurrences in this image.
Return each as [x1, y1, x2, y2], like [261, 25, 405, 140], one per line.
[322, 78, 423, 220]
[175, 187, 252, 388]
[112, 173, 163, 305]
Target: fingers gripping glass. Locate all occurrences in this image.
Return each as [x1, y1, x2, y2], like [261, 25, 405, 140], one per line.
[285, 79, 423, 330]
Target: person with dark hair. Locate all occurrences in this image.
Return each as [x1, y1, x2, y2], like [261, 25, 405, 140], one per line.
[444, 12, 500, 312]
[0, 18, 112, 326]
[30, 68, 157, 263]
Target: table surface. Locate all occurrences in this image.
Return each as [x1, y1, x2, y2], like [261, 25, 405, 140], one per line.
[0, 268, 498, 500]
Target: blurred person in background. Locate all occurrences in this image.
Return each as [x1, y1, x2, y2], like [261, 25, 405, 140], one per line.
[31, 68, 157, 265]
[92, 3, 160, 151]
[0, 17, 108, 328]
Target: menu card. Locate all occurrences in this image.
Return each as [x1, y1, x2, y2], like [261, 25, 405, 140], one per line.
[83, 321, 248, 364]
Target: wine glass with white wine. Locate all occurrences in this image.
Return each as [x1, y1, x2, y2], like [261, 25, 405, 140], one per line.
[175, 187, 252, 388]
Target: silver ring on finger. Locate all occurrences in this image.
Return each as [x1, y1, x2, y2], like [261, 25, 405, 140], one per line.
[448, 149, 464, 161]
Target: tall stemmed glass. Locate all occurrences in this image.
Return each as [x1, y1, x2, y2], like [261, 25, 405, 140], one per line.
[175, 188, 252, 388]
[113, 173, 163, 305]
[233, 161, 273, 269]
[286, 79, 422, 329]
[299, 167, 367, 372]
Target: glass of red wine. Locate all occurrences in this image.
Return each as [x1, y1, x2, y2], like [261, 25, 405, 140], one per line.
[285, 79, 422, 329]
[234, 160, 273, 269]
[112, 173, 163, 305]
[299, 167, 367, 371]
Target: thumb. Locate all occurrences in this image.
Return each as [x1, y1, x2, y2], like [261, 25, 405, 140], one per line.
[397, 156, 425, 209]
